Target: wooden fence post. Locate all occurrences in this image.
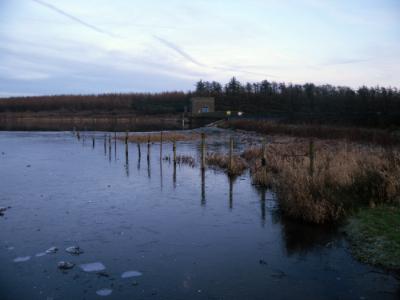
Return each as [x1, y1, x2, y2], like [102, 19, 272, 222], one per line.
[201, 133, 206, 169]
[229, 136, 234, 172]
[173, 140, 177, 164]
[104, 134, 107, 155]
[160, 131, 163, 160]
[92, 135, 95, 149]
[261, 137, 267, 177]
[309, 138, 315, 176]
[125, 132, 129, 159]
[137, 142, 141, 160]
[114, 131, 117, 156]
[108, 135, 112, 161]
[147, 135, 151, 162]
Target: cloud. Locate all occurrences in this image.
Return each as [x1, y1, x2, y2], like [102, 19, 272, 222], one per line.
[320, 57, 372, 67]
[153, 35, 205, 67]
[31, 0, 117, 38]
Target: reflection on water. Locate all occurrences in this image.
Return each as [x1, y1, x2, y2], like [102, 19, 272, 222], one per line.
[228, 175, 234, 210]
[0, 131, 398, 300]
[201, 168, 205, 206]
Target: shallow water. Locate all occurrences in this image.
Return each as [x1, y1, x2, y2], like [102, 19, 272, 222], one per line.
[0, 131, 398, 300]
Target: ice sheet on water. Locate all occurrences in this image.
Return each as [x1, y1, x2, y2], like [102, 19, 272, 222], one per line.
[36, 252, 47, 257]
[79, 262, 106, 272]
[96, 289, 112, 296]
[121, 270, 143, 278]
[13, 256, 31, 263]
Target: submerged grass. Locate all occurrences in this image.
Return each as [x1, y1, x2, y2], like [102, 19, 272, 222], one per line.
[345, 206, 400, 270]
[206, 153, 248, 176]
[163, 155, 196, 167]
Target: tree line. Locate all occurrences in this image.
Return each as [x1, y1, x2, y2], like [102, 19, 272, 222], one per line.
[1, 77, 399, 126]
[195, 77, 400, 115]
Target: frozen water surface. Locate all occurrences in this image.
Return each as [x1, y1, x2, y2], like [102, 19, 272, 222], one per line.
[96, 289, 112, 296]
[0, 131, 399, 300]
[121, 270, 142, 278]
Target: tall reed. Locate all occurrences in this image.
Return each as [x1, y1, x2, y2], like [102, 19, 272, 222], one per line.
[243, 140, 400, 223]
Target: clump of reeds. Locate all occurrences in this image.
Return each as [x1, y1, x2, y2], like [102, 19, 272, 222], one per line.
[163, 155, 196, 168]
[243, 139, 400, 223]
[122, 132, 197, 143]
[206, 153, 248, 176]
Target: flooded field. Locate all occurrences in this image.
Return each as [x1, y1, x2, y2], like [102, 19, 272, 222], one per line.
[0, 131, 398, 300]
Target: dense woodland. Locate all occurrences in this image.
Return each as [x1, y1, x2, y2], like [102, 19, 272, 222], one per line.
[1, 78, 400, 126]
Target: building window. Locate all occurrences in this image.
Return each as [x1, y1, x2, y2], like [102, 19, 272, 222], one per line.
[201, 106, 209, 113]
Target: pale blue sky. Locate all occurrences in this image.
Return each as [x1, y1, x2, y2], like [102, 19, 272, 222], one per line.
[1, 0, 399, 96]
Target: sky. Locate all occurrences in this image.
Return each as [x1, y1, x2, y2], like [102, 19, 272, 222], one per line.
[0, 0, 399, 96]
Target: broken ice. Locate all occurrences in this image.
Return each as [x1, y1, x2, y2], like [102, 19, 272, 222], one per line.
[65, 246, 84, 255]
[79, 262, 106, 272]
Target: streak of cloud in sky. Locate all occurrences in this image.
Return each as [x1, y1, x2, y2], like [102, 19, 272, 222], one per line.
[31, 0, 117, 38]
[0, 0, 399, 96]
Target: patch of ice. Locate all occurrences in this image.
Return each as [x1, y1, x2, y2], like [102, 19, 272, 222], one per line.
[96, 289, 112, 297]
[13, 256, 31, 263]
[36, 252, 47, 257]
[79, 262, 106, 272]
[58, 261, 75, 270]
[7, 246, 15, 251]
[121, 270, 142, 278]
[65, 246, 83, 255]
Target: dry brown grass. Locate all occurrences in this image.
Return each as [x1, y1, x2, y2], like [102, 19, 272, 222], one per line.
[243, 140, 400, 223]
[0, 113, 183, 131]
[222, 119, 400, 146]
[206, 153, 248, 176]
[122, 132, 198, 143]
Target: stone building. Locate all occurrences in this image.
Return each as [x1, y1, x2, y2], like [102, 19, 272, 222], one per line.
[190, 97, 215, 114]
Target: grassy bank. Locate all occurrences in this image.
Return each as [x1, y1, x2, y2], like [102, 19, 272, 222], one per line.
[221, 119, 400, 146]
[0, 113, 184, 131]
[345, 206, 400, 270]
